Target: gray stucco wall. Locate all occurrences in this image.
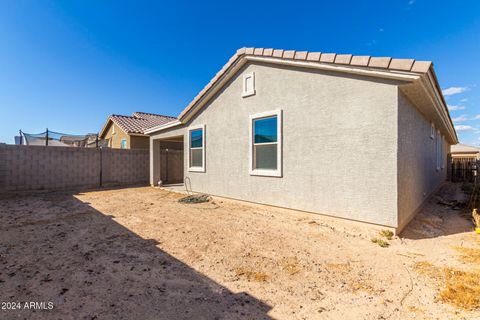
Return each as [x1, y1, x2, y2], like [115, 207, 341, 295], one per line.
[397, 92, 449, 230]
[152, 62, 401, 227]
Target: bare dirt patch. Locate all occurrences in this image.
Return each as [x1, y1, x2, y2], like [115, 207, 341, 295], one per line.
[1, 183, 479, 319]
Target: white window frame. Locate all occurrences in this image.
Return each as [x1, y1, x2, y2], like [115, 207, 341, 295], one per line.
[188, 124, 205, 172]
[441, 134, 445, 169]
[430, 122, 435, 139]
[242, 72, 256, 98]
[249, 109, 282, 177]
[121, 138, 127, 149]
[436, 129, 441, 171]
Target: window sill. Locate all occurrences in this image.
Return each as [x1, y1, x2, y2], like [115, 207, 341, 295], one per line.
[189, 167, 205, 173]
[249, 169, 282, 177]
[242, 90, 256, 98]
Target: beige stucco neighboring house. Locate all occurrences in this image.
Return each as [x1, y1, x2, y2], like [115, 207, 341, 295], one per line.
[451, 143, 480, 159]
[146, 47, 457, 234]
[99, 112, 176, 149]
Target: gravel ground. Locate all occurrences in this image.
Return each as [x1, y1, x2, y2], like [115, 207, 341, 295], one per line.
[0, 183, 479, 319]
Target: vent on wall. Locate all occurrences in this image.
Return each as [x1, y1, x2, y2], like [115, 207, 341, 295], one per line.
[242, 72, 255, 98]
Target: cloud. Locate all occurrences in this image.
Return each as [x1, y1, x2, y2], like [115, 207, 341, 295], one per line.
[472, 115, 480, 120]
[470, 141, 480, 147]
[442, 87, 468, 96]
[452, 114, 468, 122]
[455, 125, 476, 131]
[448, 105, 466, 111]
[460, 98, 468, 102]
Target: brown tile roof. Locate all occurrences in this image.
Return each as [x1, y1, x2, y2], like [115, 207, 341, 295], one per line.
[177, 47, 433, 121]
[236, 47, 432, 72]
[108, 112, 176, 134]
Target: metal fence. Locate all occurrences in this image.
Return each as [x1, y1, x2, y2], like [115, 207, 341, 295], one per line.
[450, 157, 478, 182]
[19, 129, 109, 148]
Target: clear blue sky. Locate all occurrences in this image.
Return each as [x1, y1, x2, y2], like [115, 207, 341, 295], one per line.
[0, 0, 479, 144]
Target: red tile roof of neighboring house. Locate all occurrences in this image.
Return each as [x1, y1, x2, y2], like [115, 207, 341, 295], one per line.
[100, 112, 176, 136]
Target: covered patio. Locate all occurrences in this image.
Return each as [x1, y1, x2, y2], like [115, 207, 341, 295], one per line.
[150, 135, 184, 186]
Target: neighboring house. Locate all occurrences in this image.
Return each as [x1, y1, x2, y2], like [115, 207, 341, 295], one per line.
[99, 112, 176, 149]
[450, 143, 479, 182]
[451, 143, 480, 160]
[60, 133, 98, 147]
[146, 47, 457, 234]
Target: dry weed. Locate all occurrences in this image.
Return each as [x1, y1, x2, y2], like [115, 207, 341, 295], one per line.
[439, 268, 480, 310]
[472, 209, 480, 228]
[280, 256, 301, 275]
[325, 263, 377, 294]
[454, 246, 480, 264]
[406, 305, 425, 314]
[414, 261, 480, 310]
[234, 267, 268, 282]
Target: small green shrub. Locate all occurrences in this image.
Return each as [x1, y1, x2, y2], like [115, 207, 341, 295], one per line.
[379, 230, 394, 240]
[371, 238, 389, 248]
[178, 194, 210, 204]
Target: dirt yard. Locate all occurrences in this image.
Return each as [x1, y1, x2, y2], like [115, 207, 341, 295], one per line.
[1, 183, 479, 319]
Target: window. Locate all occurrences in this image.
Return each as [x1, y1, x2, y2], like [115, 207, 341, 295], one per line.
[242, 72, 255, 98]
[441, 135, 445, 169]
[430, 122, 435, 139]
[249, 110, 282, 177]
[435, 130, 441, 171]
[188, 125, 205, 172]
[121, 139, 127, 149]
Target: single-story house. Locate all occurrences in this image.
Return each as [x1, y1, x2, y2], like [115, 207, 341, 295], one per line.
[145, 47, 457, 234]
[99, 112, 176, 149]
[451, 143, 480, 160]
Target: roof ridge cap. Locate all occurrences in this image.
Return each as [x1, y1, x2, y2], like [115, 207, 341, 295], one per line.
[236, 47, 432, 73]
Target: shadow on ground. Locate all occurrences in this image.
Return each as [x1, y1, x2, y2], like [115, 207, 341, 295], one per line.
[0, 190, 272, 320]
[400, 183, 475, 240]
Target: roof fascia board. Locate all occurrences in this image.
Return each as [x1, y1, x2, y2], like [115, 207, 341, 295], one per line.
[99, 118, 115, 138]
[179, 58, 248, 123]
[146, 55, 440, 136]
[145, 119, 183, 135]
[246, 56, 421, 82]
[419, 71, 458, 144]
[128, 133, 148, 137]
[178, 56, 420, 125]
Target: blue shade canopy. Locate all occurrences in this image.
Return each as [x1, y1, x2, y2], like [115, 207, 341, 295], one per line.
[190, 129, 203, 148]
[254, 116, 277, 143]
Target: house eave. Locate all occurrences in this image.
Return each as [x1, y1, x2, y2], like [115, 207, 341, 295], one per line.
[145, 50, 457, 143]
[144, 120, 183, 135]
[147, 56, 427, 135]
[128, 132, 148, 137]
[421, 69, 458, 144]
[99, 117, 115, 138]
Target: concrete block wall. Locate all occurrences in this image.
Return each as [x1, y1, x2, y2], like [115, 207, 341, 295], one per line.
[101, 148, 150, 185]
[0, 144, 149, 192]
